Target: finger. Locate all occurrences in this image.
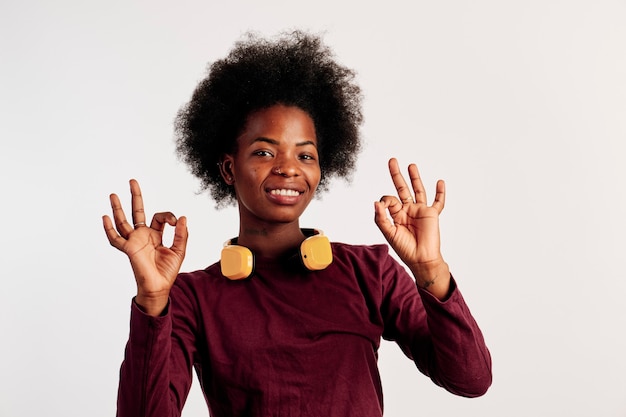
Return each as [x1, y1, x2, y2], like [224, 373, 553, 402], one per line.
[130, 179, 147, 228]
[378, 195, 404, 217]
[102, 215, 127, 251]
[150, 212, 177, 232]
[432, 179, 446, 213]
[170, 216, 189, 257]
[408, 163, 428, 205]
[388, 158, 414, 205]
[109, 193, 133, 237]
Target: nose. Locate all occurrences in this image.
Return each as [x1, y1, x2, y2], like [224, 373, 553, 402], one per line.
[273, 156, 299, 177]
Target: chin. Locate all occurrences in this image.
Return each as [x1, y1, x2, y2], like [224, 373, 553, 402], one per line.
[268, 212, 305, 224]
[243, 207, 305, 225]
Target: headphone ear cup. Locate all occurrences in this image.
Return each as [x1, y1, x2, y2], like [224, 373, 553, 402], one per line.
[221, 245, 254, 280]
[300, 235, 333, 271]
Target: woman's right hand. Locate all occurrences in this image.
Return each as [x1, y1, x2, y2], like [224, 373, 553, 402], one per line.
[103, 179, 188, 316]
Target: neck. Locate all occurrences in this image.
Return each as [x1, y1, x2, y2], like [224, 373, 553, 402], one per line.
[237, 222, 306, 258]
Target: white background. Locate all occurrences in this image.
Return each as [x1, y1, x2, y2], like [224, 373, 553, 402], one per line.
[1, 1, 625, 416]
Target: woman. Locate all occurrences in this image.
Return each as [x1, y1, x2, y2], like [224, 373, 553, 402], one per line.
[103, 31, 491, 417]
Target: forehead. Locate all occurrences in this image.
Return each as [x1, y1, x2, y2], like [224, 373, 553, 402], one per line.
[237, 105, 317, 145]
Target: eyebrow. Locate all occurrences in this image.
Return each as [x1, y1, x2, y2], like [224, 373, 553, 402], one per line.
[253, 137, 317, 148]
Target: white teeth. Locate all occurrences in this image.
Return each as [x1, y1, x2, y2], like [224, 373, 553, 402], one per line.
[270, 189, 300, 196]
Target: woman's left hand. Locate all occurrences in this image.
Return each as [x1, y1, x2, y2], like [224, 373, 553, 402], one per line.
[374, 158, 451, 299]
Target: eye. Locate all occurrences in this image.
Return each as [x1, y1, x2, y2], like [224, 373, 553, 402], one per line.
[299, 153, 317, 161]
[253, 150, 274, 157]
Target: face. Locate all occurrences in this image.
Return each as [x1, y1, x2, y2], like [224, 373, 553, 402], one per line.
[221, 104, 321, 227]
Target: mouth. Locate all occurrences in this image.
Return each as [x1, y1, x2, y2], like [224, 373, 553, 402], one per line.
[268, 188, 303, 197]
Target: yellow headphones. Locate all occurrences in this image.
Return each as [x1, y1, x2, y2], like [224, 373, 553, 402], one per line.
[220, 228, 333, 280]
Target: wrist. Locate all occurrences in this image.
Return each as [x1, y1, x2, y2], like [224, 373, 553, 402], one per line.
[409, 259, 451, 301]
[135, 292, 170, 317]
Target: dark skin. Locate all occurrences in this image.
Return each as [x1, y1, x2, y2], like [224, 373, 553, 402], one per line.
[103, 104, 450, 316]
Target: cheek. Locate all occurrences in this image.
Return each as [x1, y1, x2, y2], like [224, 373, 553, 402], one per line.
[235, 165, 258, 181]
[310, 169, 322, 189]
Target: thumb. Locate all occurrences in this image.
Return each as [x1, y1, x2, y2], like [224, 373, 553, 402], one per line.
[170, 216, 189, 258]
[374, 201, 395, 243]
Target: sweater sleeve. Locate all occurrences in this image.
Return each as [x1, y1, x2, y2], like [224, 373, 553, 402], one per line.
[117, 280, 199, 417]
[380, 253, 492, 397]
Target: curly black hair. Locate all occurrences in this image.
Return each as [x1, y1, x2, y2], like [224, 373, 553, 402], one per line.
[174, 30, 363, 207]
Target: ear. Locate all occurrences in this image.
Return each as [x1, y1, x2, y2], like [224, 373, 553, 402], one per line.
[219, 155, 235, 185]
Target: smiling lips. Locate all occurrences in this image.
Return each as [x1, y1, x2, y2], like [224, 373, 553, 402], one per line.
[269, 188, 302, 197]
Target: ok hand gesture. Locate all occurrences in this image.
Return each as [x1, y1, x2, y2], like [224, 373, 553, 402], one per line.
[103, 179, 188, 315]
[374, 158, 450, 299]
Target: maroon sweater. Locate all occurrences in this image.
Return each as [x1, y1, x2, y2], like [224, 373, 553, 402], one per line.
[117, 243, 492, 417]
